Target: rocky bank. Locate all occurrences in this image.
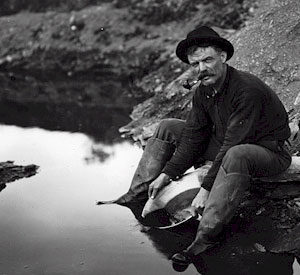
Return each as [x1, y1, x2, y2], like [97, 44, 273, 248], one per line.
[0, 0, 257, 102]
[121, 0, 300, 146]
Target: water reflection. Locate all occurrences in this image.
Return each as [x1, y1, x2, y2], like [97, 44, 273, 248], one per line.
[84, 144, 114, 164]
[0, 125, 185, 275]
[0, 184, 6, 192]
[125, 202, 299, 275]
[0, 100, 131, 144]
[0, 72, 140, 145]
[0, 97, 135, 164]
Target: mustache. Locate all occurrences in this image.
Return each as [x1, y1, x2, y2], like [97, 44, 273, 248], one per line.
[182, 71, 214, 90]
[198, 72, 214, 80]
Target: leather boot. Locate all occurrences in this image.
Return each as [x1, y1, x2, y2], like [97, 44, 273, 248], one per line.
[172, 167, 250, 271]
[186, 166, 251, 255]
[114, 138, 174, 205]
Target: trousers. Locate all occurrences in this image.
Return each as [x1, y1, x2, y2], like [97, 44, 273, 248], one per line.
[153, 118, 292, 254]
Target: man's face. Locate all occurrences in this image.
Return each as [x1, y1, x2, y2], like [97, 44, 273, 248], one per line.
[187, 46, 227, 87]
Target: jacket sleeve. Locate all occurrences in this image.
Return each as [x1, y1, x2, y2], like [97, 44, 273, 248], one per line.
[201, 89, 262, 191]
[162, 91, 211, 179]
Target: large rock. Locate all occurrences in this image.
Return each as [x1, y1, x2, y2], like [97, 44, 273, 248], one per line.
[0, 161, 39, 190]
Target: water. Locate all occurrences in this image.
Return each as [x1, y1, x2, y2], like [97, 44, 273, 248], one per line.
[0, 78, 299, 274]
[0, 86, 198, 275]
[0, 124, 299, 275]
[0, 125, 197, 275]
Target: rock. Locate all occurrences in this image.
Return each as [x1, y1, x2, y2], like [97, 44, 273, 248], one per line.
[69, 15, 85, 31]
[0, 161, 39, 187]
[154, 83, 163, 93]
[254, 243, 267, 253]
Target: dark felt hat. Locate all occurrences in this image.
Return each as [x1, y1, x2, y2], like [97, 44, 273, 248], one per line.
[176, 26, 234, 64]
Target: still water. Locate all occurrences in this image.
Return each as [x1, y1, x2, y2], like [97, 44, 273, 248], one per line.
[0, 88, 199, 275]
[0, 95, 299, 274]
[0, 125, 198, 275]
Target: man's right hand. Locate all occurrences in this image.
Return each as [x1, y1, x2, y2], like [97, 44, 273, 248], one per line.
[148, 173, 171, 199]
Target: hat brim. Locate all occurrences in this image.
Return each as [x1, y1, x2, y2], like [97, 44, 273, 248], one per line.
[176, 36, 234, 64]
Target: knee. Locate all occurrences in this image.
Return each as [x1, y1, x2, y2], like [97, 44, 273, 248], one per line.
[153, 118, 184, 142]
[224, 145, 249, 161]
[222, 145, 249, 173]
[156, 119, 176, 133]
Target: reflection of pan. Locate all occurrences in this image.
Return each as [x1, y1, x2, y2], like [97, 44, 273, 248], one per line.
[157, 215, 194, 229]
[155, 208, 202, 229]
[142, 164, 211, 229]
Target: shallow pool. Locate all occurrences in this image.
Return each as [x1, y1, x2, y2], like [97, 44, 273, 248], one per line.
[0, 96, 298, 274]
[0, 125, 200, 274]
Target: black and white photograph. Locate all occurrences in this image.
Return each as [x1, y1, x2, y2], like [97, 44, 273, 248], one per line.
[0, 0, 299, 274]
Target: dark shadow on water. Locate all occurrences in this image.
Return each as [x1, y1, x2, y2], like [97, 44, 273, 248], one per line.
[0, 99, 134, 163]
[0, 72, 147, 164]
[122, 203, 297, 275]
[0, 100, 132, 144]
[0, 72, 143, 144]
[84, 146, 112, 164]
[0, 184, 6, 193]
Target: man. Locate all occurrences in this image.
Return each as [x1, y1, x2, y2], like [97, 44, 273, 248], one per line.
[115, 26, 292, 270]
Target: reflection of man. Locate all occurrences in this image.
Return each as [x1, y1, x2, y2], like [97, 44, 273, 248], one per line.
[116, 26, 291, 270]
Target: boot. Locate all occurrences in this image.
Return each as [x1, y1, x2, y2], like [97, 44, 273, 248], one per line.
[114, 138, 174, 205]
[186, 166, 251, 255]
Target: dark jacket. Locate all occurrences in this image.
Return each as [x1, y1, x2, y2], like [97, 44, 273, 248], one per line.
[162, 65, 291, 191]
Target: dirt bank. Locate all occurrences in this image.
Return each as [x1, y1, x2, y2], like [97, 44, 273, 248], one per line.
[0, 0, 257, 101]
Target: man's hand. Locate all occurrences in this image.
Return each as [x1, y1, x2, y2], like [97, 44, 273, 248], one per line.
[190, 187, 210, 217]
[148, 173, 171, 199]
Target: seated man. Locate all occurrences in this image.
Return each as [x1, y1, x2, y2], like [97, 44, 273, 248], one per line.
[116, 26, 292, 270]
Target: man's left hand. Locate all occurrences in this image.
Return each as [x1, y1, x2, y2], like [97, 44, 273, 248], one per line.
[190, 187, 210, 217]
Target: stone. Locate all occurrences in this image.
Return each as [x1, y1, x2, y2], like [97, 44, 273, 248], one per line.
[0, 161, 39, 187]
